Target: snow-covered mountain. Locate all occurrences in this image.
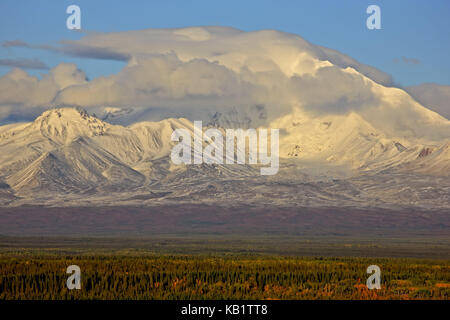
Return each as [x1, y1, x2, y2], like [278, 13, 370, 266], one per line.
[0, 104, 448, 209]
[0, 27, 448, 209]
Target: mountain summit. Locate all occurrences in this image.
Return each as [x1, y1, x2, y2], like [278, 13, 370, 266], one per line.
[32, 108, 109, 144]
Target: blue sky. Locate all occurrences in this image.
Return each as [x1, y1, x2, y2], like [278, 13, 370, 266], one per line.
[1, 0, 449, 86]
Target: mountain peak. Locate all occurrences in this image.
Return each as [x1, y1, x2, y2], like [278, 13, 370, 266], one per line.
[36, 107, 92, 122]
[33, 107, 109, 143]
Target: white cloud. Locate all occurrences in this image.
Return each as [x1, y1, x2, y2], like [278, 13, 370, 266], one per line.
[0, 63, 87, 122]
[0, 27, 447, 142]
[0, 63, 86, 106]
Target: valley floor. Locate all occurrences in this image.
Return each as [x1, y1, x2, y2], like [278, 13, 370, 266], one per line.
[0, 205, 449, 239]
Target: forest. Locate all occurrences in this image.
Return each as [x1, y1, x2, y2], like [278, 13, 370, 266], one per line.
[1, 254, 449, 300]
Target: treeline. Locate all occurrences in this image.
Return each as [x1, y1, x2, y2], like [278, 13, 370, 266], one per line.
[0, 255, 449, 299]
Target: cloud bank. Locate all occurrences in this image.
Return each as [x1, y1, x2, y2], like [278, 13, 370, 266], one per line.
[0, 64, 87, 121]
[0, 27, 383, 117]
[0, 27, 448, 142]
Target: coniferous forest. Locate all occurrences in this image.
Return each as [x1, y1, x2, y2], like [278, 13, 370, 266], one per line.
[1, 254, 449, 300]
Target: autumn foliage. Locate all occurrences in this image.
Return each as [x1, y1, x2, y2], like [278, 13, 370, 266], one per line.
[0, 255, 448, 300]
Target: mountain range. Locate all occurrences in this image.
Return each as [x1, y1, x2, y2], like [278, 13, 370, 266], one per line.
[0, 27, 448, 212]
[0, 105, 448, 210]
